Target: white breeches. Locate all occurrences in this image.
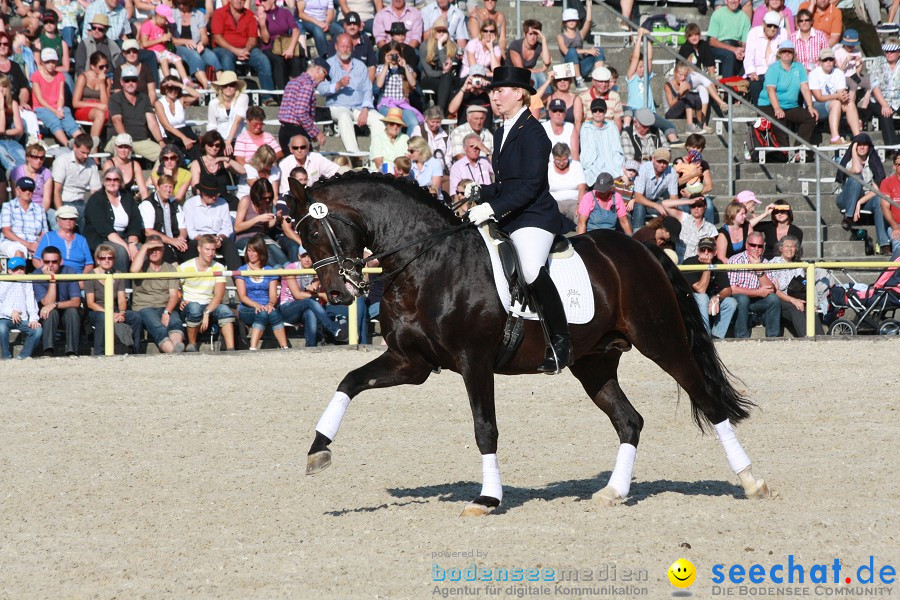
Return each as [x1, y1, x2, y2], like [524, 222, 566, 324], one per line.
[510, 227, 555, 284]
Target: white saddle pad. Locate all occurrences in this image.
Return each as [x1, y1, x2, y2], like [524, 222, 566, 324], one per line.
[477, 226, 595, 324]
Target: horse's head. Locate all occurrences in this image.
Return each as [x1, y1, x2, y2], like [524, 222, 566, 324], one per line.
[287, 177, 367, 306]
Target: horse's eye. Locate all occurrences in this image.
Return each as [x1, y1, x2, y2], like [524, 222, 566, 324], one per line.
[310, 230, 321, 240]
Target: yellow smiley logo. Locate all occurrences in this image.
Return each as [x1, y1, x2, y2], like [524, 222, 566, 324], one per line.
[668, 558, 696, 588]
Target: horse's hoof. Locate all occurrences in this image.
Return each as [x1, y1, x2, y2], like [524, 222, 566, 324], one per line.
[592, 486, 624, 506]
[306, 450, 332, 475]
[460, 502, 495, 517]
[746, 479, 770, 500]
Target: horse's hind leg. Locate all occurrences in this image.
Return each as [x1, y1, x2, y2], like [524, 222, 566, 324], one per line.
[570, 349, 643, 506]
[306, 349, 432, 475]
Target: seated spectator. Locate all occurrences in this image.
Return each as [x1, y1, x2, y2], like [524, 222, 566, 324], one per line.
[683, 237, 737, 339]
[51, 134, 101, 230]
[278, 134, 340, 189]
[578, 66, 624, 131]
[172, 0, 220, 90]
[422, 106, 451, 170]
[377, 23, 420, 69]
[757, 40, 817, 159]
[753, 200, 804, 259]
[325, 12, 377, 80]
[235, 179, 288, 266]
[210, 0, 276, 105]
[177, 233, 236, 352]
[393, 156, 412, 179]
[85, 244, 143, 355]
[707, 0, 751, 78]
[37, 15, 72, 79]
[543, 98, 579, 159]
[407, 136, 444, 197]
[258, 0, 304, 93]
[768, 235, 822, 336]
[420, 17, 459, 114]
[581, 98, 625, 194]
[237, 145, 281, 200]
[32, 48, 84, 148]
[621, 108, 672, 164]
[557, 5, 601, 86]
[452, 178, 476, 216]
[448, 67, 492, 126]
[207, 71, 249, 154]
[152, 145, 192, 203]
[279, 249, 348, 346]
[0, 256, 42, 360]
[836, 133, 889, 253]
[543, 71, 583, 129]
[370, 108, 409, 173]
[790, 9, 828, 73]
[879, 152, 900, 255]
[0, 176, 47, 260]
[752, 0, 795, 33]
[421, 0, 468, 48]
[507, 19, 550, 90]
[449, 132, 494, 196]
[373, 0, 423, 49]
[468, 0, 507, 54]
[297, 0, 339, 59]
[0, 75, 25, 175]
[449, 105, 492, 161]
[576, 172, 632, 234]
[727, 231, 781, 338]
[235, 107, 283, 167]
[33, 245, 82, 356]
[72, 51, 110, 150]
[680, 23, 721, 85]
[106, 65, 165, 163]
[278, 59, 332, 152]
[235, 234, 290, 350]
[808, 48, 859, 145]
[464, 18, 502, 79]
[547, 143, 585, 222]
[74, 15, 121, 79]
[140, 174, 194, 264]
[0, 32, 31, 108]
[102, 133, 150, 203]
[833, 29, 868, 105]
[743, 12, 787, 105]
[866, 39, 900, 148]
[664, 63, 712, 134]
[190, 130, 244, 197]
[129, 237, 187, 354]
[716, 200, 750, 261]
[113, 40, 157, 104]
[183, 174, 241, 270]
[11, 145, 52, 218]
[318, 34, 385, 154]
[375, 41, 422, 135]
[662, 194, 718, 260]
[139, 5, 193, 87]
[33, 205, 94, 274]
[155, 76, 201, 160]
[83, 167, 143, 273]
[54, 0, 84, 49]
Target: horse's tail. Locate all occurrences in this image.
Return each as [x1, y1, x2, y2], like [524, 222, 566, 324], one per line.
[646, 244, 755, 430]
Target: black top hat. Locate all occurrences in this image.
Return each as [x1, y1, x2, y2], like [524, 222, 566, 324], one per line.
[196, 174, 223, 197]
[487, 66, 535, 95]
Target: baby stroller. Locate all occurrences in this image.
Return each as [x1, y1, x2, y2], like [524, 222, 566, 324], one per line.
[825, 252, 900, 336]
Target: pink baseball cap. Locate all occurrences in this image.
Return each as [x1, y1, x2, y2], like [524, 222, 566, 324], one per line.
[155, 4, 175, 23]
[736, 190, 761, 205]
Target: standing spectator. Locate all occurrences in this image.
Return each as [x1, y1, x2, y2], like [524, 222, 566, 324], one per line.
[318, 34, 385, 154]
[183, 174, 241, 270]
[129, 237, 187, 354]
[682, 237, 737, 339]
[278, 59, 331, 152]
[72, 52, 110, 151]
[557, 6, 601, 87]
[326, 12, 377, 81]
[578, 66, 624, 130]
[744, 12, 788, 103]
[370, 108, 409, 173]
[139, 5, 193, 87]
[867, 39, 900, 148]
[0, 256, 42, 360]
[84, 244, 143, 355]
[507, 19, 551, 90]
[422, 0, 468, 48]
[0, 176, 47, 259]
[297, 0, 342, 59]
[278, 134, 341, 188]
[630, 148, 677, 230]
[74, 15, 121, 77]
[373, 0, 424, 48]
[177, 233, 237, 352]
[0, 74, 25, 175]
[106, 65, 165, 162]
[447, 67, 492, 125]
[207, 71, 249, 154]
[449, 105, 492, 160]
[758, 40, 817, 158]
[727, 231, 782, 338]
[449, 132, 494, 195]
[279, 250, 348, 346]
[172, 0, 220, 90]
[12, 144, 52, 218]
[420, 17, 459, 114]
[708, 0, 751, 78]
[580, 98, 625, 190]
[234, 106, 284, 165]
[32, 48, 83, 148]
[407, 136, 444, 196]
[809, 48, 859, 145]
[463, 18, 501, 79]
[576, 172, 631, 234]
[33, 245, 82, 356]
[663, 195, 718, 260]
[375, 41, 422, 135]
[235, 234, 290, 350]
[140, 174, 192, 264]
[210, 0, 276, 105]
[798, 0, 841, 46]
[422, 106, 451, 170]
[51, 135, 100, 230]
[790, 9, 828, 72]
[468, 0, 507, 54]
[33, 206, 94, 274]
[83, 167, 143, 273]
[836, 133, 889, 252]
[258, 0, 304, 93]
[543, 99, 578, 159]
[547, 143, 585, 223]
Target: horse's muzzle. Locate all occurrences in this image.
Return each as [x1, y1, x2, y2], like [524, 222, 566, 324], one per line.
[327, 285, 357, 306]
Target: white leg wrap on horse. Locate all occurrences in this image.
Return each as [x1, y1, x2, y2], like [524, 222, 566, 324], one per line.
[714, 420, 751, 474]
[480, 454, 502, 501]
[607, 443, 637, 498]
[315, 391, 351, 441]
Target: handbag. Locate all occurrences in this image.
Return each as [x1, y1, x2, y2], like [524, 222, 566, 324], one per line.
[273, 35, 300, 57]
[786, 275, 806, 299]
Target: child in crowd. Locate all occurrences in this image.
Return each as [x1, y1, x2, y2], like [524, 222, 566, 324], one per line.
[139, 5, 192, 87]
[393, 156, 413, 180]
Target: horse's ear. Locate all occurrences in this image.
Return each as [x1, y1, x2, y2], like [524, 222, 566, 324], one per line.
[288, 177, 309, 208]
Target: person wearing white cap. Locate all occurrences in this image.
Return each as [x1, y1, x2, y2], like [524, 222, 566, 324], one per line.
[757, 39, 817, 155]
[31, 47, 85, 147]
[750, 0, 795, 33]
[743, 12, 788, 102]
[557, 3, 602, 87]
[808, 47, 860, 144]
[449, 104, 493, 160]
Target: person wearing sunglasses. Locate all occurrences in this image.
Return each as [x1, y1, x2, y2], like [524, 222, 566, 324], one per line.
[72, 52, 111, 151]
[462, 19, 501, 80]
[788, 9, 827, 72]
[682, 237, 737, 339]
[726, 231, 782, 338]
[84, 243, 144, 355]
[468, 0, 507, 53]
[743, 12, 788, 104]
[189, 130, 243, 195]
[152, 145, 192, 203]
[74, 14, 121, 78]
[11, 143, 52, 219]
[83, 167, 144, 274]
[276, 133, 339, 189]
[0, 176, 48, 261]
[660, 191, 718, 261]
[0, 32, 29, 109]
[32, 245, 84, 356]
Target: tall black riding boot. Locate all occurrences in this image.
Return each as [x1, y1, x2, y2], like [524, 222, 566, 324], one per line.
[528, 267, 573, 373]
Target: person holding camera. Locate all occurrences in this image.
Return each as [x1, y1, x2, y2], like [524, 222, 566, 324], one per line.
[420, 17, 459, 113]
[448, 65, 492, 125]
[375, 40, 422, 134]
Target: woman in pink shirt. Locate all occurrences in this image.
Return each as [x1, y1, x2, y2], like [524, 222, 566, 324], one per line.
[139, 5, 193, 86]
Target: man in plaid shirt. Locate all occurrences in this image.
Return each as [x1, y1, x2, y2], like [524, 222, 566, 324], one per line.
[0, 177, 48, 260]
[278, 59, 332, 153]
[727, 231, 781, 338]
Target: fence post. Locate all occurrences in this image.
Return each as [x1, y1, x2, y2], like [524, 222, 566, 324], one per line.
[104, 273, 114, 356]
[348, 296, 359, 345]
[805, 263, 816, 338]
[815, 152, 822, 259]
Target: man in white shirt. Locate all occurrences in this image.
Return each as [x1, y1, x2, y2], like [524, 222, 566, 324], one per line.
[808, 47, 860, 144]
[50, 134, 101, 230]
[449, 133, 494, 194]
[278, 135, 342, 190]
[182, 174, 240, 269]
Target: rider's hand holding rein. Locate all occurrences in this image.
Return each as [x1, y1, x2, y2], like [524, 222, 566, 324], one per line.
[467, 203, 495, 225]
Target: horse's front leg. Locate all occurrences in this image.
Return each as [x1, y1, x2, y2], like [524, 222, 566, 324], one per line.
[459, 364, 502, 517]
[306, 349, 432, 475]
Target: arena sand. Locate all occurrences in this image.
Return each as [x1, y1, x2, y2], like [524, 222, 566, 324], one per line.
[1, 339, 898, 599]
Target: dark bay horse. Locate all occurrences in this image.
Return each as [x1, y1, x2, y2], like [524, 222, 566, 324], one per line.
[287, 172, 770, 516]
